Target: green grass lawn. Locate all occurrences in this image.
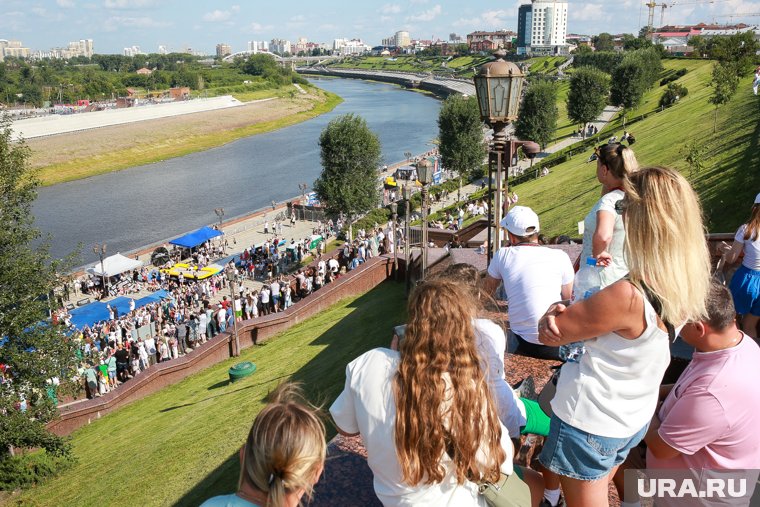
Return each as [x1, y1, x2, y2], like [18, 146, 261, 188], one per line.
[510, 59, 759, 237]
[552, 81, 573, 141]
[12, 282, 407, 507]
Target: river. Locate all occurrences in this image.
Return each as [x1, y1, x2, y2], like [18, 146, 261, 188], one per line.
[33, 78, 441, 265]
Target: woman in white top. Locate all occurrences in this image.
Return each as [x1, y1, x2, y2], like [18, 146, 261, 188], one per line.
[581, 143, 639, 288]
[722, 192, 760, 338]
[538, 167, 711, 506]
[331, 280, 533, 507]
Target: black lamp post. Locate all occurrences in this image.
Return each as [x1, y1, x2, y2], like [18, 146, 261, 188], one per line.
[225, 265, 240, 357]
[402, 184, 412, 292]
[417, 158, 433, 280]
[473, 49, 527, 264]
[390, 201, 398, 279]
[92, 243, 107, 297]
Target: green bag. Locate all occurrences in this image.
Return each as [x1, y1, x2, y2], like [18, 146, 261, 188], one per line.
[478, 470, 532, 507]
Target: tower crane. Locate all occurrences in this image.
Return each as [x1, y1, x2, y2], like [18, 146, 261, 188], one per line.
[646, 0, 731, 31]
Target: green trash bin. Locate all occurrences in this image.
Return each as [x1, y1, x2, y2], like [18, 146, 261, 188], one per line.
[228, 362, 256, 383]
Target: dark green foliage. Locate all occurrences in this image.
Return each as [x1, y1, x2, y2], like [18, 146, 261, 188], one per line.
[660, 68, 688, 87]
[593, 33, 615, 52]
[567, 66, 610, 129]
[709, 62, 740, 132]
[610, 48, 663, 109]
[707, 31, 758, 77]
[0, 451, 74, 490]
[350, 208, 392, 237]
[314, 114, 382, 221]
[437, 95, 486, 179]
[659, 82, 689, 108]
[0, 115, 79, 466]
[515, 81, 558, 149]
[573, 51, 623, 74]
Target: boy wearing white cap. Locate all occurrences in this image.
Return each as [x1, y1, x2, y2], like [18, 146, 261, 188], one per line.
[483, 206, 575, 360]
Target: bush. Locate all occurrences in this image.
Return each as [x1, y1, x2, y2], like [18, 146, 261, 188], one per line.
[350, 208, 391, 237]
[659, 82, 689, 108]
[0, 452, 74, 491]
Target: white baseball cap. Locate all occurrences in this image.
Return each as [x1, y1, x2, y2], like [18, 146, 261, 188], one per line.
[754, 193, 760, 204]
[500, 206, 540, 236]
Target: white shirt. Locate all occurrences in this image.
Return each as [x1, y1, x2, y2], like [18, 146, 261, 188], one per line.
[551, 288, 670, 437]
[474, 319, 526, 438]
[487, 245, 574, 344]
[581, 189, 628, 287]
[330, 349, 513, 507]
[735, 224, 760, 270]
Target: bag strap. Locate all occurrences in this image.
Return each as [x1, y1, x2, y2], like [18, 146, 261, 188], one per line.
[625, 275, 675, 341]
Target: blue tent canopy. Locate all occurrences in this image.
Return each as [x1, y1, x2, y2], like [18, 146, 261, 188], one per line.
[169, 226, 223, 249]
[68, 290, 168, 329]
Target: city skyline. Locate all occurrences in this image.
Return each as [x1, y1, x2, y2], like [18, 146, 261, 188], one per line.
[3, 0, 760, 54]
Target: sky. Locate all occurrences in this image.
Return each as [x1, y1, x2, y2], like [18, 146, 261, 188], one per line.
[3, 0, 760, 54]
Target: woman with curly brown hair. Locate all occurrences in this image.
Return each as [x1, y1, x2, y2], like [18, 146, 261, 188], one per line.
[331, 280, 532, 506]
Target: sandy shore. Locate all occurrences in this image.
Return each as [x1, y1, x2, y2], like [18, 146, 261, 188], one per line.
[27, 87, 340, 185]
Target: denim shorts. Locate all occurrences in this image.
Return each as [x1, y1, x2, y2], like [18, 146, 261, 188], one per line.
[538, 415, 648, 481]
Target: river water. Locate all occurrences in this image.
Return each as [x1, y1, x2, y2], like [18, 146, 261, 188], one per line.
[33, 78, 441, 264]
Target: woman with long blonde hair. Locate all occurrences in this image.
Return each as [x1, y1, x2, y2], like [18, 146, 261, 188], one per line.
[331, 280, 517, 506]
[538, 167, 711, 507]
[200, 382, 326, 507]
[721, 193, 760, 338]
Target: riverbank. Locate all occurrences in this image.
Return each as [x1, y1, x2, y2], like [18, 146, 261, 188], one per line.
[29, 85, 343, 186]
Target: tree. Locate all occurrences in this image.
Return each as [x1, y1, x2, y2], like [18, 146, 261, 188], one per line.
[437, 95, 486, 193]
[567, 67, 610, 135]
[514, 80, 558, 149]
[709, 62, 739, 133]
[593, 33, 615, 52]
[0, 115, 79, 462]
[313, 114, 381, 238]
[680, 139, 709, 178]
[610, 57, 648, 110]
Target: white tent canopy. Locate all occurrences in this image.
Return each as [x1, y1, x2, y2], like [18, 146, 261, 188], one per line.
[86, 253, 143, 278]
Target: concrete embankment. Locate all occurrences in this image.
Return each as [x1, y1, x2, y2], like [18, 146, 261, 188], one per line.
[298, 67, 475, 97]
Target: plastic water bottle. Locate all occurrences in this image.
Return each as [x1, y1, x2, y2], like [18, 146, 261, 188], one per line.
[560, 257, 602, 362]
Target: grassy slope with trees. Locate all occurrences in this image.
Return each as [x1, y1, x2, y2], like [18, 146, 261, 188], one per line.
[509, 59, 758, 237]
[8, 282, 406, 507]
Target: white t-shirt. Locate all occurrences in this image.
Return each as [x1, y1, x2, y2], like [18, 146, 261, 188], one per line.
[735, 224, 760, 270]
[487, 245, 574, 344]
[474, 319, 526, 438]
[551, 287, 670, 437]
[330, 349, 513, 507]
[581, 189, 628, 287]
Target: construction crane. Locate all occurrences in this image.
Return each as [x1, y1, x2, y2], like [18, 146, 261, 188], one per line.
[646, 0, 730, 31]
[714, 12, 760, 23]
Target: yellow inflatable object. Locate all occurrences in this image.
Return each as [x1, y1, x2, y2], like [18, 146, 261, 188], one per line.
[161, 263, 223, 280]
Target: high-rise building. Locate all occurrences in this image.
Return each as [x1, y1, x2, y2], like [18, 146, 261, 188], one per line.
[80, 39, 94, 58]
[517, 4, 533, 55]
[270, 38, 291, 55]
[216, 43, 232, 58]
[123, 45, 144, 57]
[528, 0, 568, 55]
[0, 39, 31, 60]
[395, 30, 411, 47]
[515, 1, 568, 55]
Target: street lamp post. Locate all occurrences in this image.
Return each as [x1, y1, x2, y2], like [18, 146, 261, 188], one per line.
[214, 207, 225, 254]
[417, 158, 434, 280]
[92, 243, 107, 298]
[402, 184, 412, 292]
[473, 49, 528, 265]
[390, 201, 398, 280]
[225, 265, 240, 357]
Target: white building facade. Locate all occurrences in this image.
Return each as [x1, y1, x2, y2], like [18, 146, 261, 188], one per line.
[527, 0, 569, 55]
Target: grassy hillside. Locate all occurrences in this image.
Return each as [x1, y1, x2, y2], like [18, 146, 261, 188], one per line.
[511, 59, 759, 236]
[9, 282, 406, 507]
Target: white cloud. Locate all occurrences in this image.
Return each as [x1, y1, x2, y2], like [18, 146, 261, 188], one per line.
[287, 14, 307, 28]
[454, 9, 514, 28]
[409, 0, 429, 4]
[380, 3, 402, 14]
[407, 4, 441, 21]
[231, 5, 240, 12]
[203, 9, 231, 22]
[249, 21, 273, 33]
[103, 15, 170, 31]
[56, 0, 75, 7]
[32, 6, 47, 16]
[103, 0, 156, 8]
[570, 3, 608, 22]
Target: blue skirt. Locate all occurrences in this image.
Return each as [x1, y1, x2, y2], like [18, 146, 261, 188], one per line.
[729, 265, 760, 316]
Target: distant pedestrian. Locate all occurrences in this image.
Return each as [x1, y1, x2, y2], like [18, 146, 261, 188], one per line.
[264, 221, 269, 234]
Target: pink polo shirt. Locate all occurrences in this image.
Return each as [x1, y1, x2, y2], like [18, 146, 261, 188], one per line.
[647, 334, 760, 470]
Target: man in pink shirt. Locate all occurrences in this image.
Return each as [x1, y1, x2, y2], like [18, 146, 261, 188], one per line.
[616, 282, 760, 506]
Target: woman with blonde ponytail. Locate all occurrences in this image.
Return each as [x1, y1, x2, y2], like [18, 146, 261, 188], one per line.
[200, 382, 326, 507]
[331, 280, 520, 506]
[582, 142, 639, 287]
